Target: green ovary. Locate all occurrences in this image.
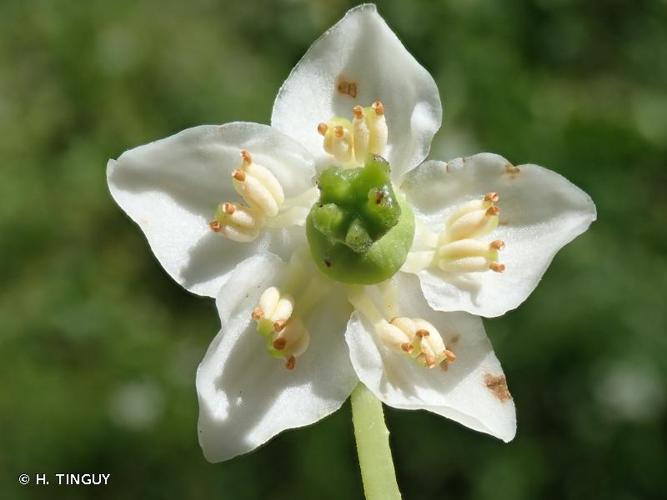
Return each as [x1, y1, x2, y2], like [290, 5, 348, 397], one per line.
[306, 156, 415, 284]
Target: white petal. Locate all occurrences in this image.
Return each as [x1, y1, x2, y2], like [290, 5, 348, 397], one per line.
[197, 254, 357, 462]
[401, 154, 597, 317]
[107, 123, 316, 297]
[345, 272, 516, 441]
[271, 4, 442, 180]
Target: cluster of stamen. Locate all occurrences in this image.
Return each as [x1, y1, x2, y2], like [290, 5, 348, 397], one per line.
[437, 192, 505, 273]
[317, 101, 388, 165]
[209, 150, 285, 242]
[377, 317, 456, 370]
[251, 287, 309, 370]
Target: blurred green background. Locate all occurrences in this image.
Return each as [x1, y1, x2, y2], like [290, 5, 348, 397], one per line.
[1, 0, 666, 498]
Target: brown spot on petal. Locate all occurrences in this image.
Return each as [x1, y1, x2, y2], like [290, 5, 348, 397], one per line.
[337, 77, 358, 98]
[484, 373, 512, 402]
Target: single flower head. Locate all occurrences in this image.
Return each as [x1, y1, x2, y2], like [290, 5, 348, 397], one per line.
[107, 4, 595, 462]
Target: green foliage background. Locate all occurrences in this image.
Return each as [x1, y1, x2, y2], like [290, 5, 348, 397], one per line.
[1, 0, 665, 498]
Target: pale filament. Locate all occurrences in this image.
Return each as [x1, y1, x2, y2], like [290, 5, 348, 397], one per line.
[317, 101, 388, 165]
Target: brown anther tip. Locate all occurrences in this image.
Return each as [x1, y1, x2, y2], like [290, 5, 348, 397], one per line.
[416, 329, 430, 338]
[251, 307, 264, 321]
[372, 100, 385, 115]
[209, 220, 222, 232]
[400, 342, 413, 353]
[334, 125, 344, 138]
[490, 240, 505, 250]
[232, 169, 246, 182]
[286, 356, 296, 370]
[273, 319, 287, 332]
[240, 149, 252, 165]
[424, 354, 436, 368]
[222, 202, 236, 215]
[444, 349, 457, 362]
[485, 206, 500, 216]
[440, 361, 449, 372]
[489, 262, 506, 273]
[317, 122, 328, 136]
[484, 192, 499, 203]
[272, 337, 287, 351]
[352, 105, 364, 119]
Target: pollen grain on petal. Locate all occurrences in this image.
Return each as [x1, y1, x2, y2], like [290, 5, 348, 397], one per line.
[337, 78, 358, 98]
[484, 373, 512, 402]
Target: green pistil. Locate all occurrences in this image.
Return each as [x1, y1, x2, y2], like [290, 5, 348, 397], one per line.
[306, 156, 415, 285]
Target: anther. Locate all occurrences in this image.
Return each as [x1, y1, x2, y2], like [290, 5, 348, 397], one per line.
[334, 125, 345, 138]
[251, 307, 264, 321]
[352, 105, 364, 119]
[486, 206, 500, 216]
[317, 123, 328, 136]
[209, 220, 221, 232]
[490, 240, 505, 250]
[222, 202, 236, 215]
[489, 262, 506, 272]
[484, 192, 499, 203]
[445, 349, 456, 362]
[273, 319, 287, 332]
[286, 356, 296, 370]
[240, 150, 252, 165]
[232, 169, 246, 182]
[273, 337, 287, 351]
[416, 329, 430, 338]
[372, 101, 385, 116]
[401, 342, 413, 353]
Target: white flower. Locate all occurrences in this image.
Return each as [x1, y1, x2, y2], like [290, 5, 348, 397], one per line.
[107, 4, 595, 462]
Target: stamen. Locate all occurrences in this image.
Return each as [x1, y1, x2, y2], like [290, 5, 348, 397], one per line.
[273, 337, 287, 350]
[240, 149, 252, 166]
[372, 101, 384, 116]
[318, 101, 388, 164]
[251, 307, 264, 321]
[490, 240, 505, 250]
[484, 192, 499, 203]
[209, 220, 221, 232]
[252, 287, 309, 370]
[232, 169, 246, 182]
[377, 316, 456, 370]
[486, 206, 500, 216]
[222, 202, 236, 215]
[273, 319, 287, 332]
[489, 262, 506, 272]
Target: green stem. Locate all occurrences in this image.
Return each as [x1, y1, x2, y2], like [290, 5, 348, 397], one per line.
[351, 383, 402, 500]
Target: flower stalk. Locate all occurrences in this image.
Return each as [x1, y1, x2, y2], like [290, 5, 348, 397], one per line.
[351, 383, 402, 500]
